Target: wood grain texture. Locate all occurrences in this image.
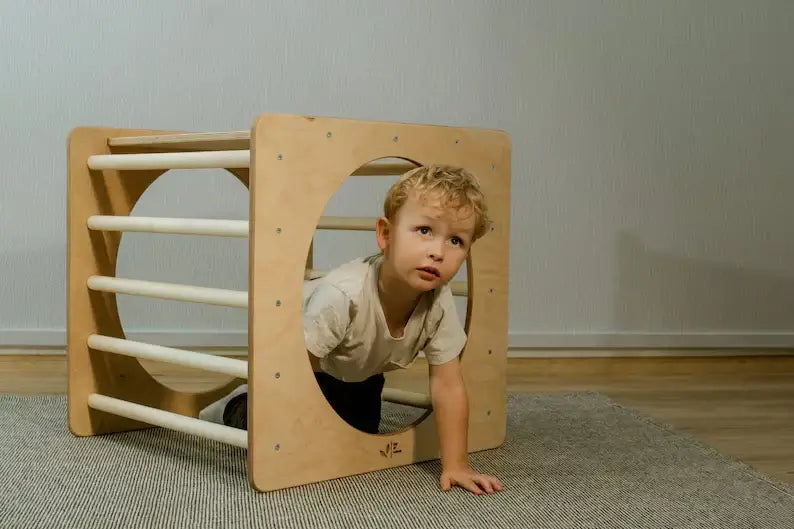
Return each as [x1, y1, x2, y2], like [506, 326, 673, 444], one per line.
[246, 114, 510, 491]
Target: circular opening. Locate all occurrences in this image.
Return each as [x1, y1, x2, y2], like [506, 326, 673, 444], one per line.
[305, 157, 471, 434]
[116, 168, 249, 393]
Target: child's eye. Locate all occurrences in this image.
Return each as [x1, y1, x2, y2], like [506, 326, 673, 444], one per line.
[418, 226, 431, 235]
[451, 237, 464, 247]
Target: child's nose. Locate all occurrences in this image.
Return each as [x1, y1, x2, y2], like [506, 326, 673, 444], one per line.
[428, 239, 445, 260]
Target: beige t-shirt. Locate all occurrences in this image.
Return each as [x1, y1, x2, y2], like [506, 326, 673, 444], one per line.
[302, 255, 467, 382]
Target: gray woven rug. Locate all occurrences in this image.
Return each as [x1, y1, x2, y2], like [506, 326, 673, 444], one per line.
[1, 393, 792, 528]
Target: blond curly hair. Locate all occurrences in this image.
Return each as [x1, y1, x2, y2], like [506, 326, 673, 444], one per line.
[383, 164, 491, 242]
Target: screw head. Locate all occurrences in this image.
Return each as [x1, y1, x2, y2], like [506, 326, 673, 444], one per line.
[488, 288, 494, 294]
[455, 139, 460, 144]
[274, 444, 280, 451]
[491, 163, 496, 170]
[276, 227, 282, 234]
[277, 154, 283, 160]
[327, 132, 332, 137]
[393, 136, 399, 142]
[275, 300, 281, 307]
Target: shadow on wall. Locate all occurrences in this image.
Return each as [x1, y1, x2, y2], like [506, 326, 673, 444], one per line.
[614, 231, 794, 336]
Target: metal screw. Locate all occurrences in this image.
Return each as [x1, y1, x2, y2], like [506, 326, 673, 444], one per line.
[487, 410, 492, 416]
[488, 349, 493, 355]
[275, 372, 280, 379]
[274, 444, 280, 451]
[489, 288, 494, 294]
[327, 132, 332, 138]
[277, 154, 283, 160]
[455, 139, 460, 144]
[276, 227, 282, 234]
[393, 136, 399, 142]
[491, 163, 496, 170]
[275, 300, 281, 307]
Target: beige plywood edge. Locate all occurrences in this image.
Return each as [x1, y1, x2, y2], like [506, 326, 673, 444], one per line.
[247, 114, 510, 492]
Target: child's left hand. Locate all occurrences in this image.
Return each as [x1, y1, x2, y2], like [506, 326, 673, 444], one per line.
[440, 467, 504, 495]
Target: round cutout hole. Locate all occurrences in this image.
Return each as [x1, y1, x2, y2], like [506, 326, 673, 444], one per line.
[305, 158, 471, 434]
[115, 168, 248, 393]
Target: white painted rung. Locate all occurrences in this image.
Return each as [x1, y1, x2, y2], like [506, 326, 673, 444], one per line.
[87, 393, 247, 449]
[86, 215, 377, 236]
[88, 216, 249, 237]
[87, 150, 416, 175]
[88, 334, 247, 379]
[381, 388, 432, 409]
[88, 150, 250, 170]
[87, 276, 247, 308]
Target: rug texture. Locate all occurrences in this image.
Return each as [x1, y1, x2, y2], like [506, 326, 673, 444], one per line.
[1, 392, 792, 528]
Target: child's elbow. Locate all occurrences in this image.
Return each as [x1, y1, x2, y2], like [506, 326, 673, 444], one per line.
[430, 373, 467, 401]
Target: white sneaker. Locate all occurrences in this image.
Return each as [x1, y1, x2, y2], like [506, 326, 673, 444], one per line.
[199, 384, 248, 424]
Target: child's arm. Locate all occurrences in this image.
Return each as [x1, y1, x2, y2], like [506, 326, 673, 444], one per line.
[429, 357, 504, 495]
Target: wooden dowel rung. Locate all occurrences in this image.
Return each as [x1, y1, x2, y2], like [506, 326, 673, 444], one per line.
[381, 388, 432, 409]
[88, 334, 247, 379]
[86, 215, 377, 235]
[304, 269, 325, 280]
[87, 393, 248, 448]
[87, 276, 248, 308]
[350, 160, 417, 176]
[316, 217, 376, 231]
[88, 150, 249, 170]
[450, 281, 468, 296]
[88, 216, 249, 237]
[109, 131, 250, 151]
[88, 149, 415, 175]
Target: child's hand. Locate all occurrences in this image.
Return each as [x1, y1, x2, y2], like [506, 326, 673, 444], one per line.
[440, 467, 504, 495]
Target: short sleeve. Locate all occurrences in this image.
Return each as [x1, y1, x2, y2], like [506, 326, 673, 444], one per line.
[302, 283, 351, 358]
[422, 287, 468, 365]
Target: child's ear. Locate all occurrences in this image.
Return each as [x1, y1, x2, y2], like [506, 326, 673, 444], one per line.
[375, 216, 390, 251]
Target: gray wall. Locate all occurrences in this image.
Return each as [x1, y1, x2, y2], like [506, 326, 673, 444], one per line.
[2, 1, 792, 351]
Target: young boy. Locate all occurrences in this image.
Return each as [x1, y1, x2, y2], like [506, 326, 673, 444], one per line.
[200, 164, 504, 495]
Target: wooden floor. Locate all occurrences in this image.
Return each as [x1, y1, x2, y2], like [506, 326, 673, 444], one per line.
[2, 353, 793, 484]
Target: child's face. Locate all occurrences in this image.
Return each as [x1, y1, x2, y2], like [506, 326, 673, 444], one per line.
[377, 192, 476, 293]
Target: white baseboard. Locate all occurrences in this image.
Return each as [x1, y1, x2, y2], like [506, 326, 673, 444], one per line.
[2, 329, 793, 356]
[506, 348, 793, 358]
[509, 332, 794, 349]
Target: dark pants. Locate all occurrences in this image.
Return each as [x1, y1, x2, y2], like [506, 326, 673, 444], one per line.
[223, 372, 385, 434]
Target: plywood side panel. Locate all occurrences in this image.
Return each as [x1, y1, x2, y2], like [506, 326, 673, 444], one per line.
[247, 114, 510, 492]
[67, 128, 245, 436]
